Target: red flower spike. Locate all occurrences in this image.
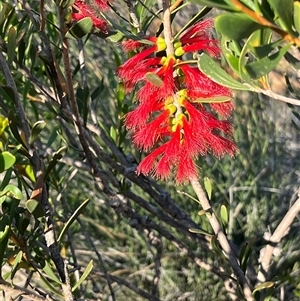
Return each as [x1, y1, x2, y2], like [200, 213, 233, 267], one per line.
[94, 0, 109, 10]
[122, 40, 145, 52]
[118, 20, 238, 184]
[180, 19, 214, 43]
[132, 111, 170, 151]
[72, 0, 109, 33]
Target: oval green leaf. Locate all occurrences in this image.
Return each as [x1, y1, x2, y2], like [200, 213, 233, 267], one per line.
[67, 17, 93, 39]
[30, 120, 46, 144]
[197, 53, 253, 91]
[245, 43, 291, 79]
[145, 72, 163, 87]
[203, 177, 212, 200]
[0, 151, 16, 173]
[253, 281, 275, 294]
[26, 199, 46, 219]
[215, 13, 264, 41]
[0, 184, 22, 202]
[7, 26, 17, 65]
[220, 205, 228, 225]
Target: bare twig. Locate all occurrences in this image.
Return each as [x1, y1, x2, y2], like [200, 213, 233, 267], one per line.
[111, 193, 227, 280]
[101, 272, 163, 301]
[77, 218, 116, 301]
[127, 0, 141, 33]
[257, 88, 300, 106]
[0, 51, 30, 142]
[0, 278, 48, 301]
[162, 0, 174, 55]
[190, 178, 254, 301]
[257, 190, 300, 283]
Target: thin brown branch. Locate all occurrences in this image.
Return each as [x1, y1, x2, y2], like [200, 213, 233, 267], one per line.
[0, 279, 48, 301]
[111, 193, 227, 280]
[0, 51, 30, 143]
[258, 190, 300, 283]
[229, 0, 300, 47]
[190, 178, 254, 301]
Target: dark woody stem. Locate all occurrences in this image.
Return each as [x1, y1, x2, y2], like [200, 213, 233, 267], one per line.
[162, 0, 174, 55]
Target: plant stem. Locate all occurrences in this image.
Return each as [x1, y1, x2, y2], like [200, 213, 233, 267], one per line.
[229, 0, 300, 47]
[258, 191, 300, 282]
[162, 0, 174, 55]
[190, 178, 254, 301]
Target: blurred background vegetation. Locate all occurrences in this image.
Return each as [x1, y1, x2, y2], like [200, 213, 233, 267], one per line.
[0, 0, 299, 300]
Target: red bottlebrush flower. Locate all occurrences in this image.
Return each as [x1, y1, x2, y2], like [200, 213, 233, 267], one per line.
[72, 0, 109, 33]
[121, 40, 145, 52]
[175, 18, 220, 57]
[118, 20, 238, 184]
[94, 0, 109, 10]
[117, 37, 167, 91]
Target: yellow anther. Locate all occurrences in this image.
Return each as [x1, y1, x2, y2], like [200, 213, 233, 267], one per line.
[165, 104, 177, 115]
[175, 46, 185, 57]
[156, 37, 167, 52]
[173, 40, 182, 49]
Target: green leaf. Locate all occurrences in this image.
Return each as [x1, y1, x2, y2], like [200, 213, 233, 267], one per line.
[197, 53, 253, 91]
[0, 151, 16, 172]
[59, 0, 75, 8]
[239, 238, 255, 272]
[106, 31, 123, 43]
[30, 120, 46, 144]
[0, 115, 8, 137]
[44, 146, 68, 179]
[39, 273, 63, 297]
[294, 1, 300, 33]
[0, 85, 16, 103]
[0, 223, 10, 243]
[67, 17, 93, 39]
[10, 250, 23, 281]
[203, 177, 212, 200]
[76, 86, 90, 126]
[43, 261, 61, 284]
[251, 38, 283, 59]
[253, 281, 275, 294]
[210, 236, 225, 258]
[139, 0, 157, 24]
[284, 51, 300, 70]
[0, 214, 10, 271]
[110, 126, 117, 142]
[26, 199, 46, 220]
[220, 37, 241, 75]
[0, 184, 22, 203]
[58, 199, 90, 242]
[189, 228, 213, 237]
[267, 0, 294, 35]
[7, 26, 17, 65]
[145, 72, 163, 87]
[72, 260, 93, 292]
[245, 43, 291, 79]
[189, 0, 235, 10]
[194, 96, 232, 103]
[220, 205, 228, 225]
[215, 13, 264, 41]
